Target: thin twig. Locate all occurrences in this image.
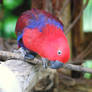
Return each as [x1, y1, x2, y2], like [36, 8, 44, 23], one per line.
[65, 0, 89, 34]
[0, 50, 92, 73]
[64, 64, 92, 73]
[58, 0, 70, 15]
[73, 42, 92, 62]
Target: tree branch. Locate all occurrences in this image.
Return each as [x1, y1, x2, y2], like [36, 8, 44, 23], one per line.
[0, 52, 56, 92]
[65, 0, 89, 34]
[57, 0, 70, 16]
[0, 50, 92, 74]
[0, 50, 42, 65]
[64, 64, 92, 73]
[74, 41, 92, 61]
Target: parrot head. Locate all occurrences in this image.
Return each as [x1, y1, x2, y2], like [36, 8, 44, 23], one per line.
[40, 24, 70, 69]
[49, 38, 70, 69]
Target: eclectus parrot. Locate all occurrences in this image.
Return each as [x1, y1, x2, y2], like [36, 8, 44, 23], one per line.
[15, 8, 70, 69]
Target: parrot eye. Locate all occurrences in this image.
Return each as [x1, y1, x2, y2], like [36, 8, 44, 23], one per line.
[57, 50, 62, 55]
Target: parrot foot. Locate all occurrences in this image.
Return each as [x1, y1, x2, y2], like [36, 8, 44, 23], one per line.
[24, 54, 34, 60]
[14, 47, 26, 57]
[41, 58, 49, 68]
[14, 47, 34, 59]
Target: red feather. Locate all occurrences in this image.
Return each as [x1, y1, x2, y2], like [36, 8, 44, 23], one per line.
[15, 9, 70, 64]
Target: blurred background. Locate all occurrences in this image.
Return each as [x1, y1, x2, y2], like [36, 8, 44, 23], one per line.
[0, 0, 92, 92]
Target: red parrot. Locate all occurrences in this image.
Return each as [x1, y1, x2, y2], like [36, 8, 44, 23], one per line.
[15, 8, 70, 69]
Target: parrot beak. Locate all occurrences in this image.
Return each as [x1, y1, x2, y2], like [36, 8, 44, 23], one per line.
[49, 60, 64, 69]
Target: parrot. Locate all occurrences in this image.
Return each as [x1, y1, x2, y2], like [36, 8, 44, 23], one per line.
[15, 8, 70, 69]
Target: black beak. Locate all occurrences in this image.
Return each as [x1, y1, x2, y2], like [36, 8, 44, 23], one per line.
[49, 60, 64, 69]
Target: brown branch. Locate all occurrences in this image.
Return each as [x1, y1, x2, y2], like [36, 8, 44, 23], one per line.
[64, 64, 92, 73]
[65, 0, 89, 35]
[0, 58, 56, 92]
[58, 0, 70, 15]
[76, 42, 92, 59]
[0, 50, 92, 74]
[72, 41, 92, 64]
[0, 50, 42, 65]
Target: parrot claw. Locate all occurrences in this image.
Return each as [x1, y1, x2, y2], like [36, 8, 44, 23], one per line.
[14, 47, 35, 60]
[13, 47, 26, 57]
[24, 54, 34, 60]
[41, 58, 49, 68]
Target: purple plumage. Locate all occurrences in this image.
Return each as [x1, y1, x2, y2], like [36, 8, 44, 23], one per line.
[15, 8, 64, 48]
[15, 8, 63, 35]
